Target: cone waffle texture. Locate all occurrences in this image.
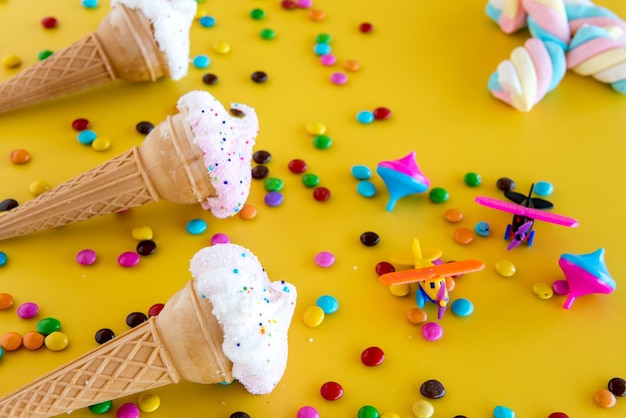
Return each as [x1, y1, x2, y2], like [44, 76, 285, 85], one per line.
[0, 147, 159, 240]
[0, 318, 181, 418]
[0, 4, 167, 113]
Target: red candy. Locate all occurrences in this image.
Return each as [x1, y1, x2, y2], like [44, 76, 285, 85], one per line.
[281, 0, 297, 9]
[361, 346, 384, 366]
[320, 381, 343, 401]
[548, 413, 569, 418]
[72, 118, 89, 131]
[288, 159, 307, 174]
[375, 261, 395, 276]
[313, 186, 330, 201]
[373, 107, 391, 120]
[359, 22, 373, 33]
[148, 303, 165, 317]
[41, 17, 58, 29]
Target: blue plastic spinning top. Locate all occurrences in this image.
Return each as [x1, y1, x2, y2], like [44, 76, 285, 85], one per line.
[376, 151, 430, 211]
[558, 248, 616, 309]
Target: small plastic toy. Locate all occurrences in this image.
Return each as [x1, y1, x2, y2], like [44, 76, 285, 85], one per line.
[475, 183, 578, 250]
[376, 152, 430, 211]
[379, 239, 484, 319]
[557, 248, 616, 309]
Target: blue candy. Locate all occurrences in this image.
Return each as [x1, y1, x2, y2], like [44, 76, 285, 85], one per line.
[357, 181, 377, 197]
[451, 298, 474, 317]
[186, 219, 208, 235]
[316, 295, 339, 314]
[351, 165, 372, 180]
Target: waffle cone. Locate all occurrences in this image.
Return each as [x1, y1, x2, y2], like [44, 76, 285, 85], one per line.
[0, 109, 215, 241]
[0, 281, 233, 418]
[0, 4, 168, 113]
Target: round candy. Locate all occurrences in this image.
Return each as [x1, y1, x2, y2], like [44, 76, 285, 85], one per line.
[420, 379, 445, 399]
[9, 149, 30, 164]
[76, 249, 97, 265]
[95, 328, 115, 344]
[451, 298, 474, 317]
[475, 221, 491, 237]
[453, 227, 474, 245]
[126, 312, 148, 328]
[464, 172, 482, 187]
[302, 173, 320, 187]
[89, 400, 113, 414]
[213, 41, 231, 54]
[608, 377, 626, 397]
[594, 389, 616, 408]
[44, 331, 69, 351]
[29, 180, 51, 196]
[136, 240, 157, 256]
[192, 55, 210, 69]
[351, 165, 372, 180]
[320, 381, 344, 400]
[316, 33, 332, 44]
[202, 73, 218, 85]
[17, 302, 39, 319]
[373, 107, 392, 120]
[406, 307, 428, 325]
[264, 177, 284, 192]
[22, 331, 44, 350]
[552, 279, 569, 295]
[381, 413, 400, 418]
[131, 225, 153, 240]
[0, 251, 7, 267]
[344, 59, 360, 71]
[375, 261, 394, 276]
[421, 322, 443, 341]
[493, 405, 515, 418]
[138, 393, 160, 413]
[429, 187, 449, 203]
[314, 251, 335, 267]
[358, 406, 379, 418]
[91, 137, 111, 151]
[313, 187, 330, 201]
[250, 8, 265, 19]
[533, 282, 554, 299]
[0, 332, 22, 351]
[412, 400, 434, 418]
[388, 283, 410, 297]
[313, 43, 331, 56]
[264, 191, 284, 207]
[77, 129, 97, 144]
[230, 412, 252, 418]
[198, 15, 216, 27]
[296, 0, 313, 7]
[319, 54, 335, 66]
[210, 233, 230, 245]
[116, 403, 140, 418]
[0, 199, 18, 211]
[359, 22, 374, 33]
[496, 177, 515, 192]
[251, 71, 268, 83]
[306, 122, 326, 135]
[0, 293, 14, 310]
[360, 231, 380, 246]
[296, 406, 320, 418]
[186, 219, 207, 235]
[288, 159, 307, 173]
[135, 121, 154, 134]
[357, 110, 375, 124]
[239, 204, 257, 219]
[72, 118, 89, 130]
[313, 134, 332, 149]
[357, 181, 377, 197]
[495, 260, 516, 277]
[316, 295, 339, 314]
[251, 165, 269, 179]
[361, 346, 384, 366]
[2, 54, 21, 69]
[548, 413, 569, 418]
[37, 317, 61, 335]
[534, 180, 554, 196]
[81, 0, 99, 8]
[118, 252, 140, 267]
[148, 303, 164, 317]
[41, 16, 58, 28]
[303, 305, 325, 327]
[330, 72, 348, 85]
[444, 209, 463, 223]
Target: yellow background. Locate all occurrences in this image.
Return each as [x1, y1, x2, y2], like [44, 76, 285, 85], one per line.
[1, 1, 625, 417]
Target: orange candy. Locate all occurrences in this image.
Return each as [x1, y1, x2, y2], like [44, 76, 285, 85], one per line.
[0, 293, 14, 310]
[343, 59, 360, 72]
[594, 389, 617, 408]
[9, 148, 30, 164]
[406, 307, 428, 325]
[453, 227, 474, 245]
[0, 331, 23, 351]
[308, 9, 326, 21]
[444, 208, 463, 223]
[22, 331, 45, 350]
[239, 204, 257, 220]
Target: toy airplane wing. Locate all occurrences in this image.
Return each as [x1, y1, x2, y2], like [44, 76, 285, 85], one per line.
[379, 259, 485, 285]
[475, 196, 578, 227]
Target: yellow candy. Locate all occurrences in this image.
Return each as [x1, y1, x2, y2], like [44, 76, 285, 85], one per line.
[381, 413, 401, 418]
[213, 41, 231, 54]
[91, 136, 111, 151]
[389, 283, 410, 297]
[2, 54, 21, 69]
[132, 225, 154, 241]
[303, 305, 325, 327]
[45, 331, 69, 351]
[411, 400, 434, 418]
[306, 122, 326, 136]
[533, 282, 554, 299]
[29, 180, 51, 196]
[495, 260, 516, 277]
[138, 393, 161, 412]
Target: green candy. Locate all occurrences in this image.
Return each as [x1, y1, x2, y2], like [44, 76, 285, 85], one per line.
[464, 172, 482, 187]
[89, 400, 113, 414]
[260, 28, 276, 40]
[302, 174, 320, 188]
[313, 135, 332, 150]
[429, 187, 449, 203]
[316, 33, 332, 44]
[250, 8, 265, 20]
[264, 177, 283, 192]
[37, 317, 61, 335]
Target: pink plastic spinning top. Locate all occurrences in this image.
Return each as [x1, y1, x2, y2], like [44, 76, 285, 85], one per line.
[376, 152, 430, 211]
[558, 248, 615, 309]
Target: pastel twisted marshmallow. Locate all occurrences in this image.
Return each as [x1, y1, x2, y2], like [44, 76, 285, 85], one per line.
[566, 3, 626, 36]
[488, 38, 566, 111]
[567, 25, 626, 93]
[523, 0, 571, 50]
[486, 0, 528, 34]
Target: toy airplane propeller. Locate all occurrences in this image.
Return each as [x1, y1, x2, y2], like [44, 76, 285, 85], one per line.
[475, 183, 578, 250]
[380, 239, 484, 319]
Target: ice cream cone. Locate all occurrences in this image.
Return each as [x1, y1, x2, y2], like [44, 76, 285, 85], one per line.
[0, 4, 168, 113]
[0, 280, 233, 418]
[0, 110, 213, 240]
[0, 90, 259, 241]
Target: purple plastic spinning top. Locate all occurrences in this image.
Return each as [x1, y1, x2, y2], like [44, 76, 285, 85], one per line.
[558, 248, 615, 309]
[376, 151, 430, 211]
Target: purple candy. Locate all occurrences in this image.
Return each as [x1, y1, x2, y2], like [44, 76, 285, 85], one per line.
[264, 191, 284, 207]
[17, 302, 39, 319]
[210, 233, 230, 245]
[118, 252, 140, 268]
[116, 403, 140, 418]
[76, 249, 97, 265]
[297, 406, 320, 418]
